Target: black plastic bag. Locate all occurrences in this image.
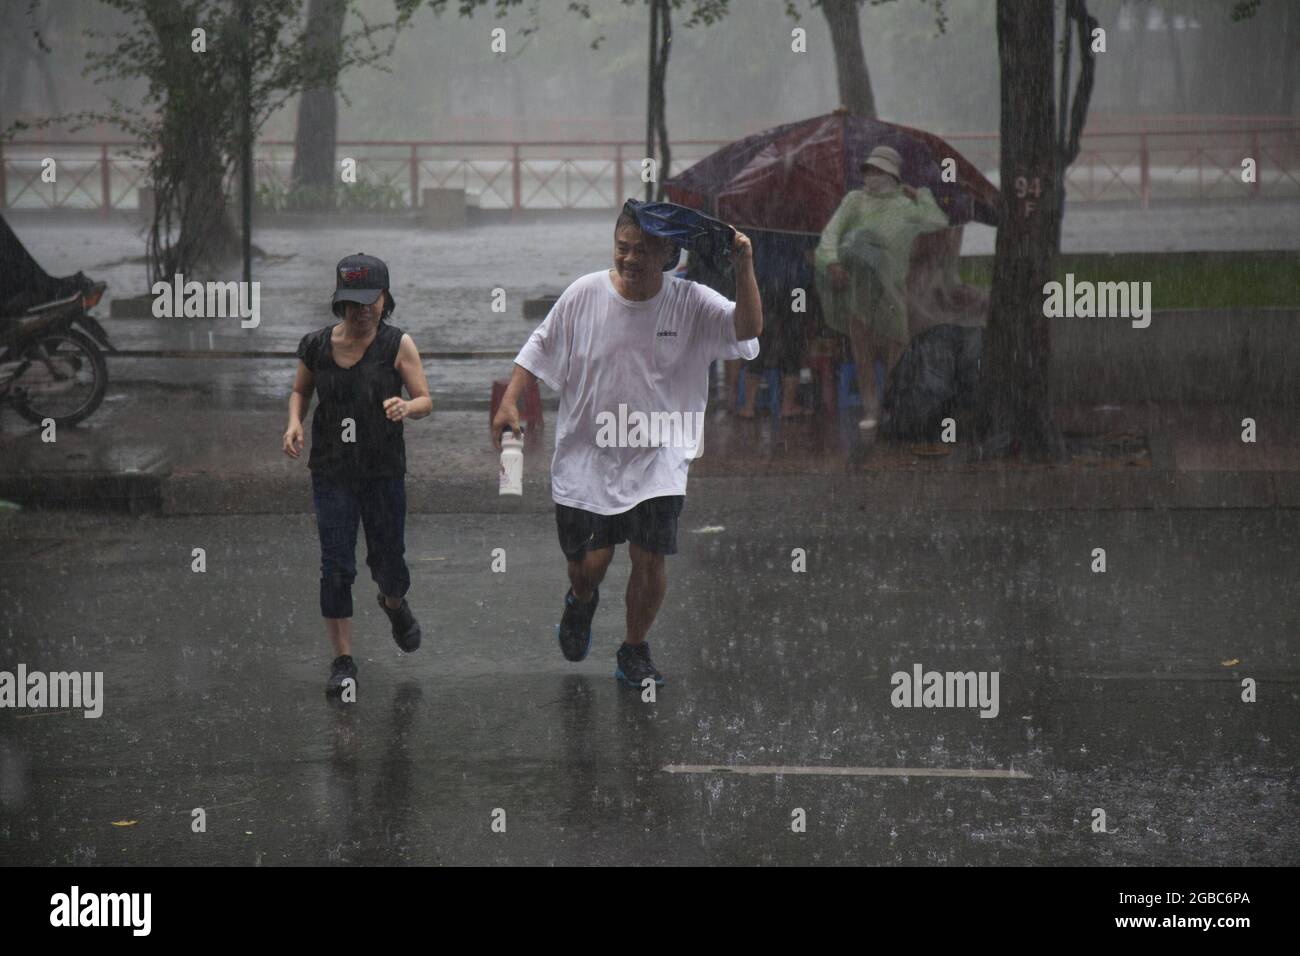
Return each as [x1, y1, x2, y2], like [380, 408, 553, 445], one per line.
[879, 324, 983, 441]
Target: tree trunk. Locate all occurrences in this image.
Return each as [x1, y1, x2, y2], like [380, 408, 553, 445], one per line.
[1, 50, 28, 133]
[1052, 0, 1097, 253]
[645, 0, 671, 202]
[820, 0, 876, 118]
[1220, 7, 1265, 114]
[973, 0, 1064, 462]
[1166, 13, 1186, 113]
[1131, 1, 1149, 112]
[1277, 0, 1299, 115]
[645, 0, 657, 201]
[0, 20, 37, 133]
[1189, 7, 1227, 115]
[291, 0, 348, 204]
[654, 0, 671, 201]
[143, 0, 240, 282]
[36, 6, 61, 117]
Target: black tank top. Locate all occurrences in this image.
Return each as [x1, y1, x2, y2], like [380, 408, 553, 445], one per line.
[296, 321, 407, 480]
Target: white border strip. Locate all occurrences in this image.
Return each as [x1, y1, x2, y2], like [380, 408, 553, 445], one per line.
[662, 764, 1031, 780]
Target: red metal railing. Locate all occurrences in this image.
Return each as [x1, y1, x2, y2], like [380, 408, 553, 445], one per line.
[3, 125, 1297, 213]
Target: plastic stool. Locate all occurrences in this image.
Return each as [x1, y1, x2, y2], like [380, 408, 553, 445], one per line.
[837, 362, 862, 411]
[760, 368, 782, 416]
[736, 367, 781, 416]
[837, 360, 886, 413]
[490, 377, 543, 434]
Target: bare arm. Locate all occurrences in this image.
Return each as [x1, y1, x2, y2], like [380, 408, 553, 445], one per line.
[283, 361, 313, 459]
[731, 230, 762, 341]
[384, 333, 433, 422]
[491, 362, 537, 449]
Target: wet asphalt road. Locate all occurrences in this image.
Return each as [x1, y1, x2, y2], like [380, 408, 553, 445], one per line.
[3, 504, 1297, 866]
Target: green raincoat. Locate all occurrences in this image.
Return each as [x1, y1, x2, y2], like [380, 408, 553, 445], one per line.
[814, 182, 950, 343]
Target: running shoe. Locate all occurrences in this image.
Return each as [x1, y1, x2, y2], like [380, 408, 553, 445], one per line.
[378, 593, 422, 652]
[615, 641, 665, 688]
[557, 587, 598, 662]
[326, 655, 358, 697]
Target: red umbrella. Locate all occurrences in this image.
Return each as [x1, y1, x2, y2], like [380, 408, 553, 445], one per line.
[665, 109, 998, 234]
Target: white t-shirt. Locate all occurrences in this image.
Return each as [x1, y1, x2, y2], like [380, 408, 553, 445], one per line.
[514, 269, 759, 515]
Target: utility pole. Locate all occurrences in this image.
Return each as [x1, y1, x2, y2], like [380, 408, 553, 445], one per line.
[645, 0, 657, 203]
[240, 0, 253, 286]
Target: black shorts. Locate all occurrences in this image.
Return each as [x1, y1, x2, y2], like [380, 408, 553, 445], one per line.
[555, 496, 685, 562]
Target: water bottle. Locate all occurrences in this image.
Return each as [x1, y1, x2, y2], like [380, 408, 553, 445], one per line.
[499, 427, 524, 496]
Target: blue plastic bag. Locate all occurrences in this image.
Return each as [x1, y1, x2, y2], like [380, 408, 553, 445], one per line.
[622, 198, 735, 270]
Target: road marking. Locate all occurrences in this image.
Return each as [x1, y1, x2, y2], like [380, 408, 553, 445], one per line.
[662, 764, 1031, 780]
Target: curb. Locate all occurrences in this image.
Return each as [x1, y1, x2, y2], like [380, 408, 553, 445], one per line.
[3, 469, 1294, 516]
[157, 470, 1300, 515]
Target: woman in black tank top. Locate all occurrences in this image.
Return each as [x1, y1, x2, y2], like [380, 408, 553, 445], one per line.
[283, 254, 433, 697]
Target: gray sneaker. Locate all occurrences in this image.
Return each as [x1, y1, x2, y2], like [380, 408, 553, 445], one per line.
[615, 641, 664, 688]
[326, 655, 357, 697]
[378, 593, 422, 652]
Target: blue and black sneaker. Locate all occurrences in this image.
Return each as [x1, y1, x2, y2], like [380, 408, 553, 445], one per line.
[557, 587, 598, 662]
[615, 641, 664, 688]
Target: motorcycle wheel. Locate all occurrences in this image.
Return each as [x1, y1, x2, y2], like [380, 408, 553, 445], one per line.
[10, 327, 109, 427]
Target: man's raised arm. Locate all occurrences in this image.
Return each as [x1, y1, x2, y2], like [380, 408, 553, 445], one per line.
[731, 230, 762, 341]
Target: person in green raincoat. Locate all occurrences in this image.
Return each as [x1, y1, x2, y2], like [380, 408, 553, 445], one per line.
[814, 145, 950, 431]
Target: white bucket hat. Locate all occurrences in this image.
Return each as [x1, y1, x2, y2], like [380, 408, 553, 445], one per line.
[861, 145, 903, 180]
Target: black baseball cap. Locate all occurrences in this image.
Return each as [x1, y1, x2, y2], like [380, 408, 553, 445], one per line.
[332, 253, 395, 317]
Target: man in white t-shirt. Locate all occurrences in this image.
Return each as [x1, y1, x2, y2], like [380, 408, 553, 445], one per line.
[491, 207, 761, 688]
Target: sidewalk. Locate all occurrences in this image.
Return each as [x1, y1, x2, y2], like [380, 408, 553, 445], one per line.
[2, 382, 1298, 514]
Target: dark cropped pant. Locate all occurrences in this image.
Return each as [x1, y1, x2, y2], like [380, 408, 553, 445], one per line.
[311, 472, 410, 619]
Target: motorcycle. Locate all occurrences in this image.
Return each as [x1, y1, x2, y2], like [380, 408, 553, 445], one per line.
[1, 216, 114, 427]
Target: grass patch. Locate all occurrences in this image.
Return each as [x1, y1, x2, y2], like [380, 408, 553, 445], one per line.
[958, 250, 1299, 309]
